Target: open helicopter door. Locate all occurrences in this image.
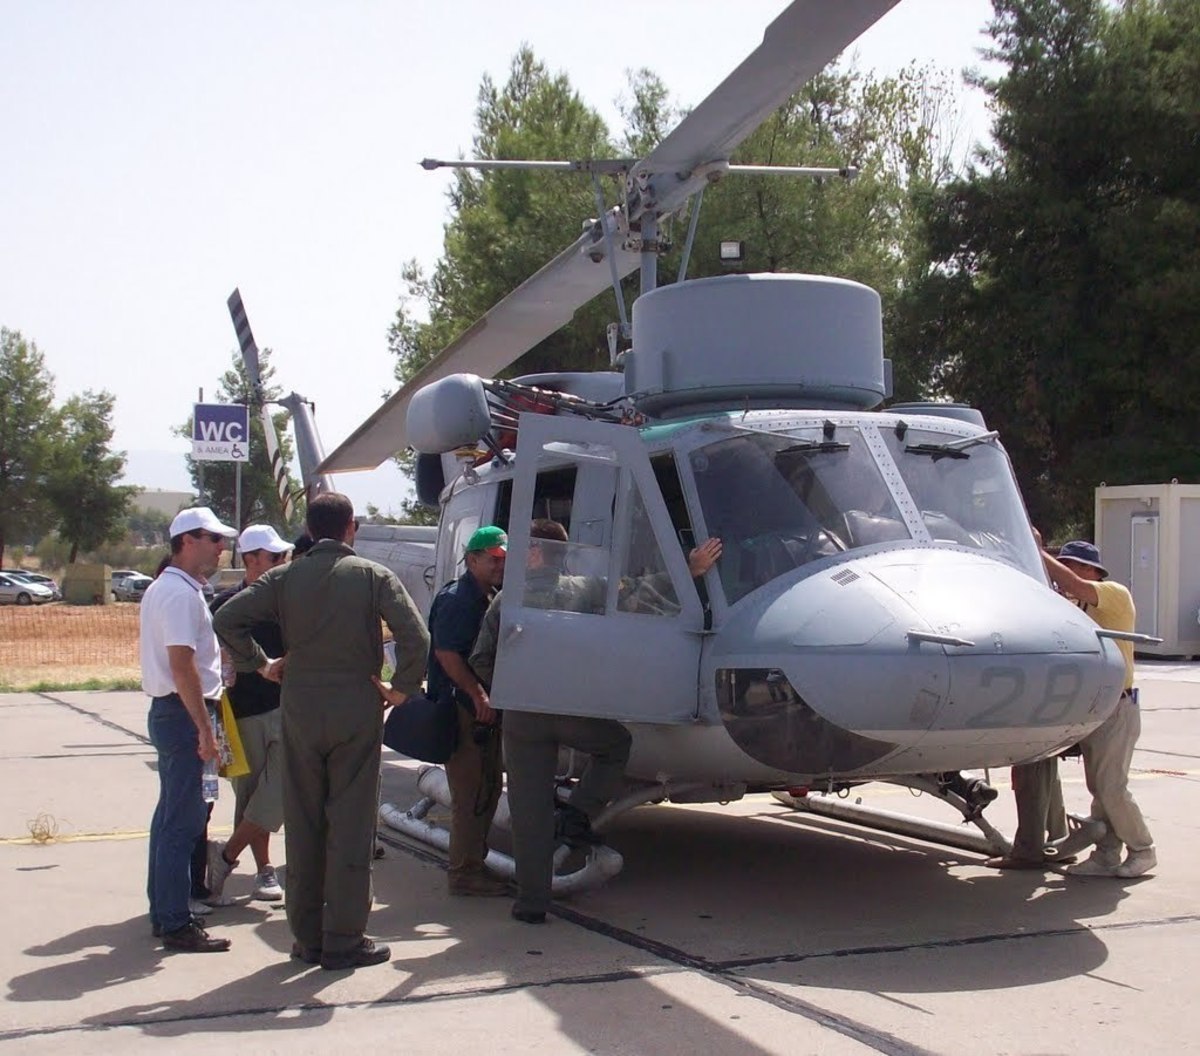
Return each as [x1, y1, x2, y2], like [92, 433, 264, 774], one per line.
[491, 414, 705, 723]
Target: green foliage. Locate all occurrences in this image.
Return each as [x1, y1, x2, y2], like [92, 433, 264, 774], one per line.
[126, 506, 172, 546]
[180, 347, 304, 533]
[45, 391, 136, 563]
[34, 532, 164, 575]
[389, 48, 620, 387]
[895, 0, 1200, 535]
[0, 329, 58, 566]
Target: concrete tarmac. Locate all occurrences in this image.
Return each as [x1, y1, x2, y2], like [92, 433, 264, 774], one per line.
[2, 662, 1198, 1054]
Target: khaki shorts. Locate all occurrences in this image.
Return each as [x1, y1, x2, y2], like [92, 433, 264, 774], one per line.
[232, 709, 284, 832]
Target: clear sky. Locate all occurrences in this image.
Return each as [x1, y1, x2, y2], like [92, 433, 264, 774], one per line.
[1, 0, 996, 517]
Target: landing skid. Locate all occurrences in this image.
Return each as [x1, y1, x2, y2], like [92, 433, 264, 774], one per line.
[379, 765, 624, 897]
[771, 774, 1011, 857]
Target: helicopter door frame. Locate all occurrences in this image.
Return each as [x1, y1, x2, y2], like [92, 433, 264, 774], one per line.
[491, 414, 705, 724]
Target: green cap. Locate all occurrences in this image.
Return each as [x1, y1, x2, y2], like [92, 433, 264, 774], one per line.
[465, 525, 508, 556]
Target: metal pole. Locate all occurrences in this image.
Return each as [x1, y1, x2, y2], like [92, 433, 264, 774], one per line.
[233, 460, 242, 568]
[196, 387, 204, 504]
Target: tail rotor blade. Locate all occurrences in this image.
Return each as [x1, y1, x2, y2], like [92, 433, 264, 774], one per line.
[227, 288, 263, 396]
[226, 286, 296, 520]
[259, 404, 294, 521]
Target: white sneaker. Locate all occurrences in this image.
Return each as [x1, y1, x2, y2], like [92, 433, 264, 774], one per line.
[1065, 849, 1122, 877]
[253, 866, 284, 901]
[1117, 847, 1157, 878]
[206, 840, 237, 901]
[188, 898, 213, 917]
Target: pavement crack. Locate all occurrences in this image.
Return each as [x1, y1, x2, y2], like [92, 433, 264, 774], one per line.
[36, 692, 150, 746]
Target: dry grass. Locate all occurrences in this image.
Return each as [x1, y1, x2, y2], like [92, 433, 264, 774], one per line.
[0, 604, 141, 691]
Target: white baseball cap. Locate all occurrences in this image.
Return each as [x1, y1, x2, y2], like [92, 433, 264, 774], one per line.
[169, 506, 238, 539]
[238, 524, 293, 554]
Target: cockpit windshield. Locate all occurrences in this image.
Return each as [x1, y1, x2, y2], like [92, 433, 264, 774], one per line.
[689, 427, 910, 604]
[880, 426, 1043, 577]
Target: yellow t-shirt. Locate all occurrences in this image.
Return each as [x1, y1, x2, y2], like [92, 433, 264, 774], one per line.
[1079, 579, 1136, 690]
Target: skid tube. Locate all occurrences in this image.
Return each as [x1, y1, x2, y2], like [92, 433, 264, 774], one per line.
[772, 776, 1012, 857]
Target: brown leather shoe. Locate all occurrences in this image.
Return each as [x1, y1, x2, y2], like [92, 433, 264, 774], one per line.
[448, 873, 509, 897]
[320, 938, 391, 970]
[162, 920, 231, 953]
[290, 942, 321, 965]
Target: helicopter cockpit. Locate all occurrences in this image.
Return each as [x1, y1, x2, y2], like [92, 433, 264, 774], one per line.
[684, 418, 1044, 608]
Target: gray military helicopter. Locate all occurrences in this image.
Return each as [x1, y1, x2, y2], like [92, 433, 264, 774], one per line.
[307, 0, 1147, 889]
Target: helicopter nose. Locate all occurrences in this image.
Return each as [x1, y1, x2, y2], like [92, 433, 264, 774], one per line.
[713, 549, 1126, 778]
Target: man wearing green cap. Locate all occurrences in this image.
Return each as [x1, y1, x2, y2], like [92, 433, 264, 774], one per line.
[427, 525, 509, 896]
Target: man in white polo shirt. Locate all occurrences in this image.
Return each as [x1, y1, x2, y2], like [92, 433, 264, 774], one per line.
[141, 506, 238, 952]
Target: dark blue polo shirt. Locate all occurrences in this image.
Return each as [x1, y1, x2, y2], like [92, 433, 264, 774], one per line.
[210, 581, 283, 720]
[426, 570, 491, 705]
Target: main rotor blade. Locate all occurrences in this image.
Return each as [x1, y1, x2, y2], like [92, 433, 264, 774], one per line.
[319, 210, 638, 473]
[639, 0, 901, 214]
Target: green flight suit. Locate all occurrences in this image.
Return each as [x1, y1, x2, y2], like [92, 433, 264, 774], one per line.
[213, 539, 429, 955]
[471, 571, 630, 915]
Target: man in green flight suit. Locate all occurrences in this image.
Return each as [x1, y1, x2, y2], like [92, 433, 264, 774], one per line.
[214, 493, 430, 969]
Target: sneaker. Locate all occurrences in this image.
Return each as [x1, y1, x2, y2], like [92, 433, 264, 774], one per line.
[448, 872, 509, 897]
[1117, 847, 1157, 878]
[206, 840, 237, 901]
[320, 937, 391, 970]
[188, 898, 213, 916]
[162, 920, 231, 953]
[253, 866, 284, 901]
[1065, 849, 1122, 877]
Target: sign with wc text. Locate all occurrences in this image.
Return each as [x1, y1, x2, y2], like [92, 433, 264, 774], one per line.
[192, 403, 250, 462]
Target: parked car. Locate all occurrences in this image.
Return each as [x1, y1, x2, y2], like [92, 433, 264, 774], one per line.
[0, 572, 56, 605]
[109, 569, 141, 600]
[5, 571, 62, 600]
[113, 573, 153, 602]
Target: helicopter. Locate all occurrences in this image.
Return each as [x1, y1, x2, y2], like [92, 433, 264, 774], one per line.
[292, 0, 1145, 890]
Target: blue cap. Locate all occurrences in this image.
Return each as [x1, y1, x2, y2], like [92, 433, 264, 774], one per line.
[1058, 540, 1108, 579]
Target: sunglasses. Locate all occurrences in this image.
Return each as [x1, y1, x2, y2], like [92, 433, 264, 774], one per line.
[188, 530, 225, 543]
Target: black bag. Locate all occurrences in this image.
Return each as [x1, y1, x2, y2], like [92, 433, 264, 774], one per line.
[382, 691, 459, 763]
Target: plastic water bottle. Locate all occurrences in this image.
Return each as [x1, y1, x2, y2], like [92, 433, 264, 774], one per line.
[201, 758, 220, 803]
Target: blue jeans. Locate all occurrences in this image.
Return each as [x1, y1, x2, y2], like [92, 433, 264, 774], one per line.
[147, 695, 207, 932]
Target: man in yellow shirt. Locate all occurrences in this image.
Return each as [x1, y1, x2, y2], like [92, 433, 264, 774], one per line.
[1042, 540, 1156, 879]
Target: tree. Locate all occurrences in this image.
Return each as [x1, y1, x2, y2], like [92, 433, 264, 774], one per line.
[45, 391, 136, 563]
[389, 47, 619, 388]
[181, 347, 303, 533]
[894, 0, 1200, 536]
[0, 329, 58, 568]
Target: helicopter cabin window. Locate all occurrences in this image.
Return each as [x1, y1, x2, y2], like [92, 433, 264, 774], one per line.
[880, 427, 1042, 577]
[615, 479, 681, 616]
[518, 451, 618, 616]
[689, 427, 909, 604]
